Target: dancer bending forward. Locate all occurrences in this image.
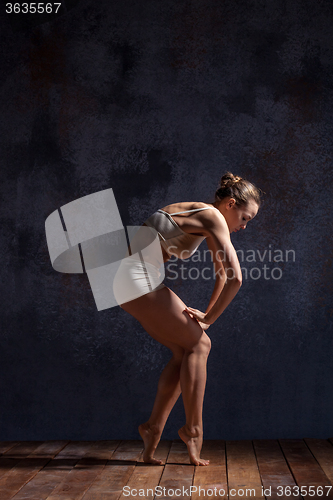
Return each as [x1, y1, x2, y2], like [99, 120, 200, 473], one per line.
[114, 172, 261, 466]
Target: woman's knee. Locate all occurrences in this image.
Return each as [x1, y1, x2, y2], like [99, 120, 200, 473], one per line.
[187, 333, 211, 357]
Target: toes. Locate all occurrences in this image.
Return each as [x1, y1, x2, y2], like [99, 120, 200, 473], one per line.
[191, 457, 209, 466]
[195, 459, 210, 466]
[151, 458, 163, 465]
[144, 458, 163, 465]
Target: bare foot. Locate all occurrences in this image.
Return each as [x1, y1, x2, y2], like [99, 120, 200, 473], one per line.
[138, 422, 163, 465]
[178, 425, 210, 466]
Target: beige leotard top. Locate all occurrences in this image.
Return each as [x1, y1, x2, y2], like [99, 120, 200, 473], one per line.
[144, 206, 219, 258]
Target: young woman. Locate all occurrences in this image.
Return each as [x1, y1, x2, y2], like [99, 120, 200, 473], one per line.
[114, 172, 261, 466]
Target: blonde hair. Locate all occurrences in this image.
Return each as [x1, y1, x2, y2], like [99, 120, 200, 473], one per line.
[215, 172, 261, 207]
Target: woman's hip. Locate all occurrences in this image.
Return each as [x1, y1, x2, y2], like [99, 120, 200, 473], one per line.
[113, 253, 166, 305]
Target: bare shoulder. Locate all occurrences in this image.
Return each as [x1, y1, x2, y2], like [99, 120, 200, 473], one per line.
[199, 208, 230, 240]
[195, 203, 228, 226]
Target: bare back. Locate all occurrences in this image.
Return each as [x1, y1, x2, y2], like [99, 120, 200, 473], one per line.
[159, 202, 219, 237]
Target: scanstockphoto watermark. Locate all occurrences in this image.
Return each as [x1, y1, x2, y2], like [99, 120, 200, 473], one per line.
[166, 245, 296, 281]
[123, 485, 265, 497]
[123, 485, 332, 497]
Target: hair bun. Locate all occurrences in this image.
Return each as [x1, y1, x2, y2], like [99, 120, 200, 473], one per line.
[220, 172, 242, 188]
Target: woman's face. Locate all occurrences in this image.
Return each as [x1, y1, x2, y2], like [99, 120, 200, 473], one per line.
[223, 198, 259, 233]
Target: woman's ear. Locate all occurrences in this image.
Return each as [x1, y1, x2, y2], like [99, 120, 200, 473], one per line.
[226, 197, 236, 209]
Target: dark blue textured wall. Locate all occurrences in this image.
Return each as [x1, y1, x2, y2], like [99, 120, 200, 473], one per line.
[1, 0, 333, 440]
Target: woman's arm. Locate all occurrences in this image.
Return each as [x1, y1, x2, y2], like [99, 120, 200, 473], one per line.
[185, 212, 242, 326]
[204, 234, 226, 314]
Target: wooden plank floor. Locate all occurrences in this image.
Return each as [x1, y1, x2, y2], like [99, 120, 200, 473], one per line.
[0, 439, 332, 499]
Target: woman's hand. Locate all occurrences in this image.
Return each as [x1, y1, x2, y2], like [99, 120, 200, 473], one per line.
[198, 321, 210, 331]
[184, 307, 211, 330]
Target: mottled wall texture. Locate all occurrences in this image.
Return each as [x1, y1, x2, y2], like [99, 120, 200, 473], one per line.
[1, 0, 333, 440]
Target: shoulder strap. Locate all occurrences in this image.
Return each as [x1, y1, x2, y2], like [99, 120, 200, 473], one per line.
[168, 207, 217, 215]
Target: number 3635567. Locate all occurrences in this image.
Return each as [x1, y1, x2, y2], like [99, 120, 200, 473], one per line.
[6, 3, 62, 14]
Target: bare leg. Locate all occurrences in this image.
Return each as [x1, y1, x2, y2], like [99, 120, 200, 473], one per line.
[178, 338, 210, 465]
[139, 354, 182, 464]
[120, 286, 211, 466]
[139, 344, 210, 466]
